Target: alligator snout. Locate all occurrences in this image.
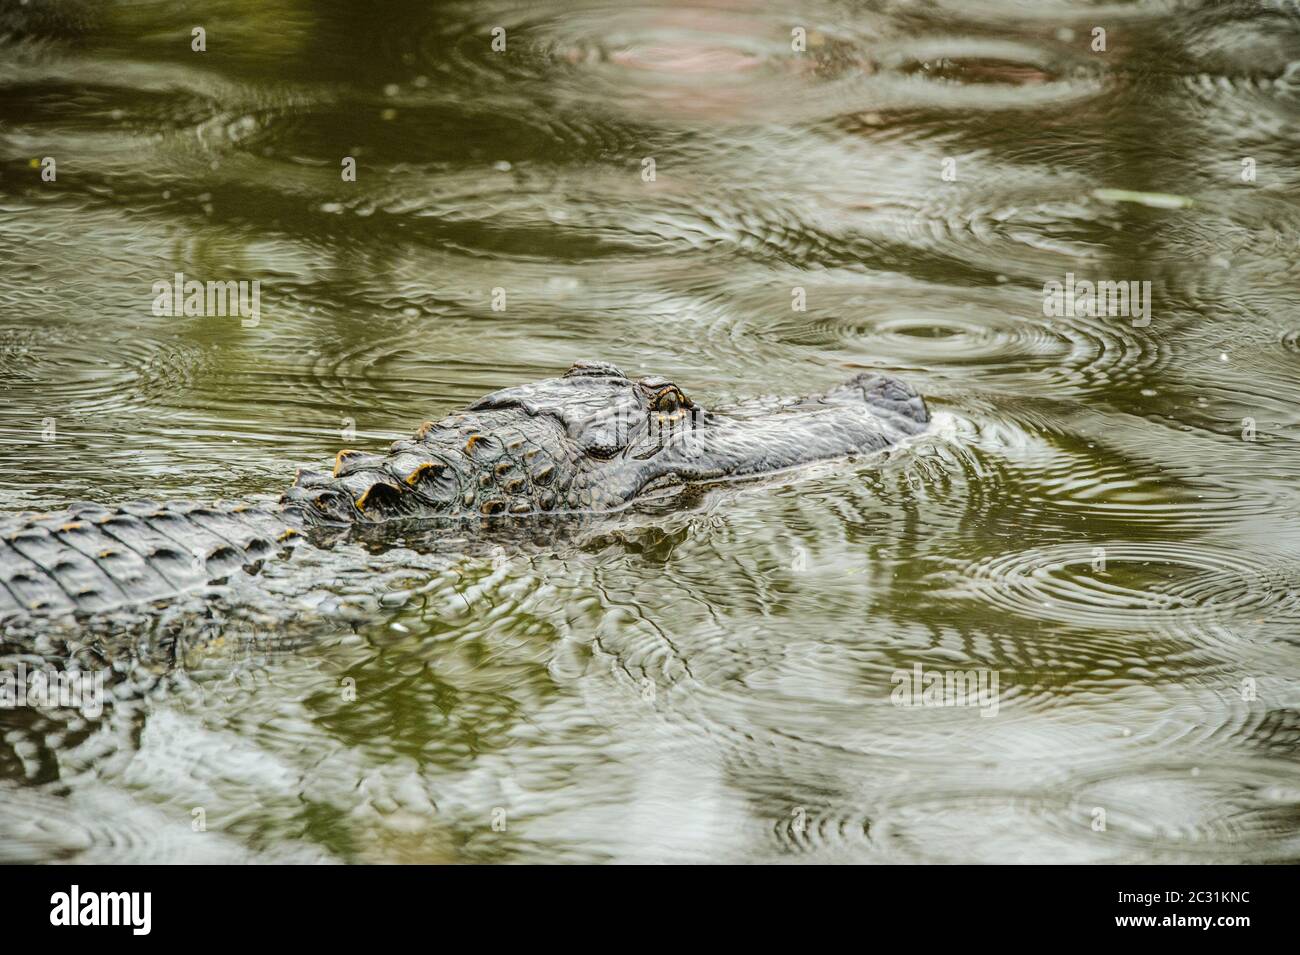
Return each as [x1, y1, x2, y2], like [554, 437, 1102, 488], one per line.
[629, 370, 929, 491]
[826, 370, 930, 426]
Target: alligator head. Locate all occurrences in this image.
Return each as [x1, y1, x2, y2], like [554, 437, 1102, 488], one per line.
[282, 360, 928, 525]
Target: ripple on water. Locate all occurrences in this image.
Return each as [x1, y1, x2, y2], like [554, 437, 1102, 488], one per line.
[862, 760, 1300, 864]
[748, 691, 1300, 862]
[950, 541, 1299, 633]
[758, 295, 1080, 385]
[1058, 760, 1300, 861]
[0, 784, 332, 864]
[373, 1, 1106, 135]
[385, 4, 871, 125]
[769, 798, 874, 859]
[902, 400, 1298, 535]
[0, 326, 208, 422]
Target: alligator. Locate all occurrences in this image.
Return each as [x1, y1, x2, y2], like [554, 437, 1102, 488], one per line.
[0, 361, 928, 625]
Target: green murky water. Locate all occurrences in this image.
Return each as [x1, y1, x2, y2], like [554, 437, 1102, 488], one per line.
[1, 0, 1299, 863]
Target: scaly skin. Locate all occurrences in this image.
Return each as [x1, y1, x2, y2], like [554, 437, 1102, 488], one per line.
[0, 361, 928, 623]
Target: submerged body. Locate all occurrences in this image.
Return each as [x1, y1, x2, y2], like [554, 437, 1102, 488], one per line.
[0, 362, 927, 623]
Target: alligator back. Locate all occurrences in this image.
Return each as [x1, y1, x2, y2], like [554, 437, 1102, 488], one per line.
[0, 501, 298, 623]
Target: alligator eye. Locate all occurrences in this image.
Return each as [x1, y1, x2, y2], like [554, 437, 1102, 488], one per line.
[654, 389, 684, 413]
